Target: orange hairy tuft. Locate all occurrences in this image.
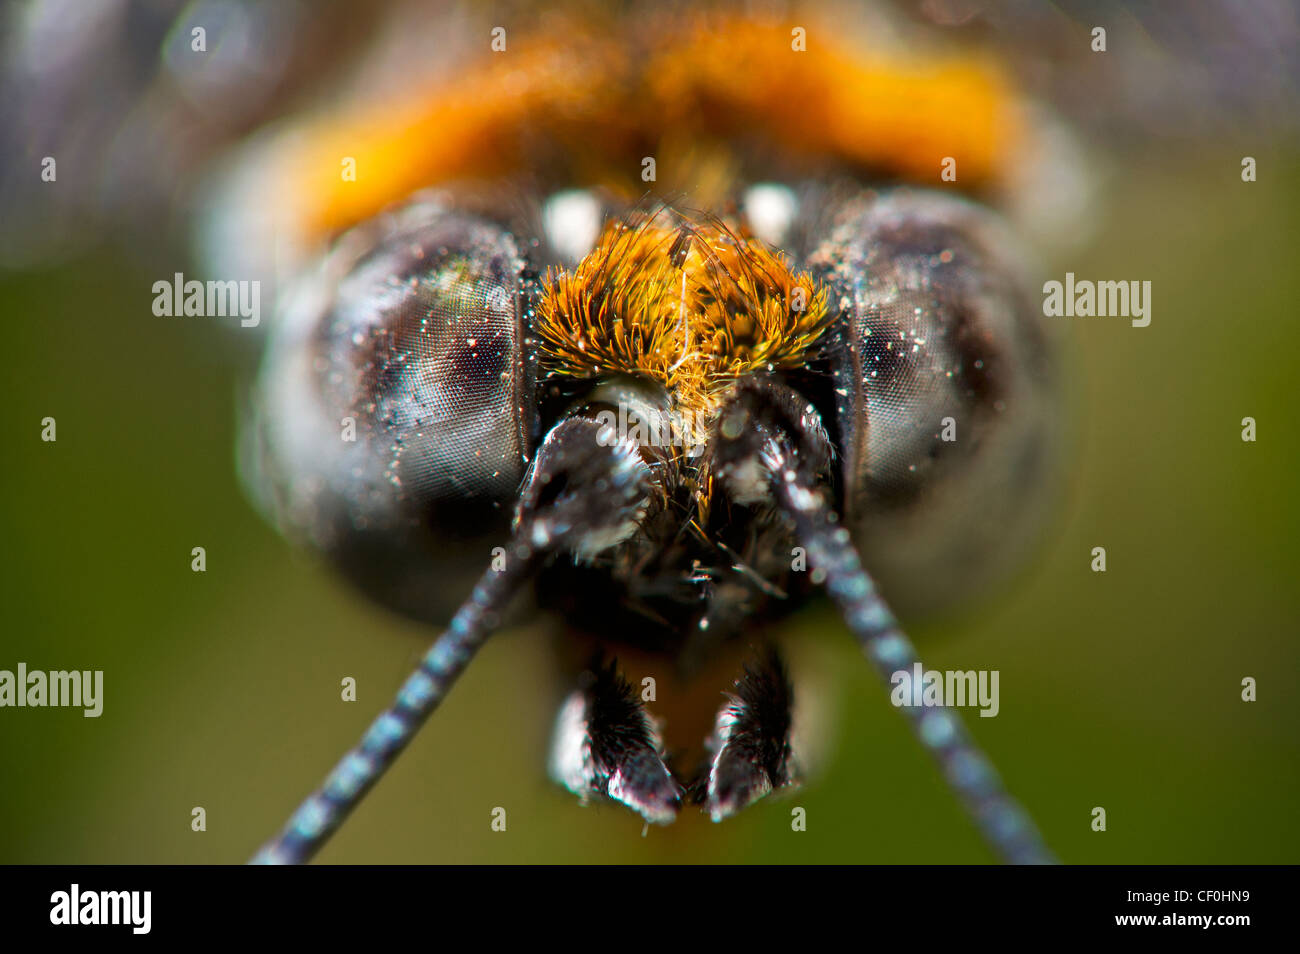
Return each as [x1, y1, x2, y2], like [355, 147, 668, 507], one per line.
[535, 212, 833, 425]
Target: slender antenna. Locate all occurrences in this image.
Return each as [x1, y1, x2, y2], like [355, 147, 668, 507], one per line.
[251, 547, 538, 864]
[765, 445, 1056, 864]
[251, 414, 653, 864]
[709, 381, 1055, 864]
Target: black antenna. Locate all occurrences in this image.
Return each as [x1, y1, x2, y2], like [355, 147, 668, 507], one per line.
[717, 383, 1055, 864]
[251, 549, 539, 864]
[252, 415, 653, 864]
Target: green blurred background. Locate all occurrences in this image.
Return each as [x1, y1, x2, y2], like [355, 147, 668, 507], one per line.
[2, 139, 1296, 864]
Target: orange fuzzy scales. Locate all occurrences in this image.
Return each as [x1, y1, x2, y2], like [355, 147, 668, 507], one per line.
[535, 214, 833, 418]
[255, 13, 1023, 250]
[643, 18, 1016, 185]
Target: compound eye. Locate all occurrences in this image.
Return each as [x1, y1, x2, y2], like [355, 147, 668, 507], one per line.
[325, 212, 529, 504]
[246, 201, 534, 621]
[851, 290, 984, 496]
[806, 190, 1058, 609]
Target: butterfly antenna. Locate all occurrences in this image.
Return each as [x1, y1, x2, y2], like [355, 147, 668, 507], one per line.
[251, 415, 653, 864]
[251, 549, 538, 864]
[715, 382, 1056, 865]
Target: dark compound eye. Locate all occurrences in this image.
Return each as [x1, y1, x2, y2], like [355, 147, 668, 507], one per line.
[318, 209, 532, 506]
[806, 189, 1060, 611]
[244, 198, 537, 623]
[354, 254, 524, 502]
[859, 315, 914, 383]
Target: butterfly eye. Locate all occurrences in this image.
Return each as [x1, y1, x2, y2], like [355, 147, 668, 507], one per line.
[808, 190, 1059, 609]
[335, 225, 527, 503]
[246, 200, 535, 620]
